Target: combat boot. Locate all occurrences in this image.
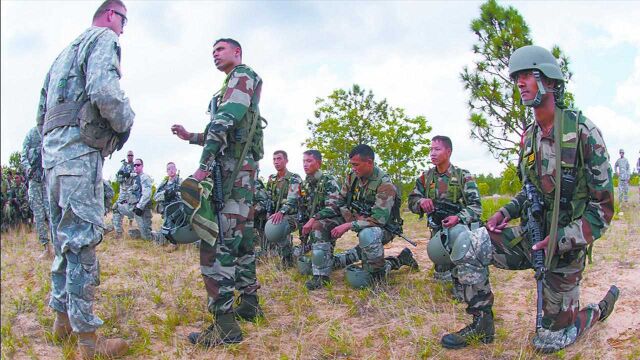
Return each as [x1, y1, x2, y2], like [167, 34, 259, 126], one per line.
[305, 275, 331, 290]
[441, 310, 495, 349]
[77, 332, 128, 359]
[52, 311, 72, 341]
[234, 294, 264, 322]
[598, 285, 620, 321]
[281, 254, 295, 269]
[397, 247, 419, 271]
[188, 313, 243, 347]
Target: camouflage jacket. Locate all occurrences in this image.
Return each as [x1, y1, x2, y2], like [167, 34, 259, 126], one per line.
[21, 127, 44, 182]
[336, 166, 396, 232]
[292, 170, 341, 220]
[154, 175, 182, 205]
[267, 170, 302, 215]
[407, 164, 482, 227]
[254, 178, 268, 214]
[191, 64, 263, 177]
[129, 173, 153, 210]
[103, 180, 114, 211]
[501, 107, 614, 255]
[36, 26, 134, 168]
[614, 157, 630, 181]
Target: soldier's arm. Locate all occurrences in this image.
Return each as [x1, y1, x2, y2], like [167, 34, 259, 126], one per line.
[199, 68, 259, 166]
[407, 172, 427, 215]
[556, 124, 614, 254]
[153, 179, 167, 202]
[351, 182, 395, 231]
[137, 175, 153, 209]
[20, 132, 31, 176]
[279, 175, 302, 215]
[458, 170, 482, 224]
[35, 72, 50, 132]
[84, 31, 134, 134]
[315, 176, 342, 219]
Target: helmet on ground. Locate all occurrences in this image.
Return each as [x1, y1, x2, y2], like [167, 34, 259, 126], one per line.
[427, 224, 470, 266]
[297, 255, 312, 276]
[345, 264, 372, 289]
[161, 200, 199, 244]
[508, 45, 564, 107]
[264, 219, 290, 243]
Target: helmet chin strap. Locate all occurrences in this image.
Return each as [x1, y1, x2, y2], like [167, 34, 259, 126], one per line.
[522, 70, 547, 108]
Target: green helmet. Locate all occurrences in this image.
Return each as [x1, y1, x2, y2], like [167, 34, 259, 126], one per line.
[345, 264, 372, 289]
[508, 45, 564, 107]
[427, 224, 470, 266]
[161, 200, 199, 244]
[297, 255, 312, 276]
[264, 219, 290, 243]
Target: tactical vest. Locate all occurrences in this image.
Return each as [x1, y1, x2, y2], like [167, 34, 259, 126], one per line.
[299, 175, 327, 218]
[421, 166, 466, 207]
[346, 168, 402, 226]
[267, 172, 294, 212]
[520, 109, 588, 231]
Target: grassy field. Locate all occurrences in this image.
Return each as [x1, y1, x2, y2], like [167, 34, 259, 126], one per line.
[1, 196, 639, 359]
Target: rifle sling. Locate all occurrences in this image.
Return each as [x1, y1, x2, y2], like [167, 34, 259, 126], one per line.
[546, 110, 563, 271]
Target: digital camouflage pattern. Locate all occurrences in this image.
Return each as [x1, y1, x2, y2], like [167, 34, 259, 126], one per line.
[103, 180, 114, 213]
[614, 156, 630, 202]
[154, 174, 182, 214]
[37, 26, 134, 333]
[129, 173, 153, 240]
[190, 64, 262, 315]
[22, 127, 45, 182]
[22, 127, 50, 245]
[113, 161, 135, 235]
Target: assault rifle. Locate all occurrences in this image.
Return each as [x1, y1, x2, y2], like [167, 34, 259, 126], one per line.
[524, 180, 546, 331]
[350, 201, 417, 247]
[420, 200, 463, 232]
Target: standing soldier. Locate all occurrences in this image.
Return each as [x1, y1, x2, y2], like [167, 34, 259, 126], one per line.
[440, 45, 619, 353]
[35, 0, 134, 358]
[408, 135, 482, 297]
[153, 161, 181, 248]
[264, 150, 303, 267]
[171, 37, 264, 347]
[103, 180, 115, 234]
[313, 144, 418, 288]
[614, 149, 630, 203]
[21, 126, 52, 259]
[253, 175, 269, 255]
[112, 150, 135, 238]
[127, 158, 153, 240]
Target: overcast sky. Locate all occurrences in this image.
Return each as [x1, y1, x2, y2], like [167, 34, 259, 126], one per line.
[2, 1, 639, 185]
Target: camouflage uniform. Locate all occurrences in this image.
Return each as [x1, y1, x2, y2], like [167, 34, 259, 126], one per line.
[457, 108, 613, 350]
[408, 165, 482, 285]
[22, 126, 51, 245]
[103, 180, 114, 214]
[253, 178, 268, 252]
[266, 170, 303, 259]
[152, 174, 181, 244]
[128, 172, 153, 240]
[36, 26, 134, 333]
[614, 156, 630, 202]
[313, 166, 405, 277]
[3, 178, 30, 228]
[112, 160, 135, 235]
[190, 64, 262, 316]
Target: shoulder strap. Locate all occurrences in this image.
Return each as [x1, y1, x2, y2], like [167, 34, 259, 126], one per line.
[546, 109, 564, 270]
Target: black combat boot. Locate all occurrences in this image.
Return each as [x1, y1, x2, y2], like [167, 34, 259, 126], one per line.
[234, 294, 264, 322]
[280, 254, 294, 269]
[441, 310, 495, 349]
[397, 247, 419, 271]
[188, 313, 243, 347]
[598, 285, 620, 321]
[305, 275, 330, 290]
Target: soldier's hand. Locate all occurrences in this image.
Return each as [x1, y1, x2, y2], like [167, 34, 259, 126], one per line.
[171, 124, 191, 141]
[419, 198, 435, 214]
[302, 218, 315, 236]
[442, 215, 460, 228]
[330, 222, 351, 239]
[532, 235, 554, 257]
[269, 211, 284, 225]
[486, 211, 509, 233]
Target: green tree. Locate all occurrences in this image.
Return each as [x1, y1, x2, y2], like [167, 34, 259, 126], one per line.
[8, 151, 23, 175]
[461, 0, 574, 164]
[499, 163, 521, 195]
[305, 84, 432, 187]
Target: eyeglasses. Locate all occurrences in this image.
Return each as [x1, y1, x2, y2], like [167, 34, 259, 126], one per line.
[107, 9, 128, 27]
[127, 154, 134, 157]
[134, 163, 142, 167]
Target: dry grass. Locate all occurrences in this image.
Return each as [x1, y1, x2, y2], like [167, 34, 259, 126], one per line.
[2, 198, 639, 359]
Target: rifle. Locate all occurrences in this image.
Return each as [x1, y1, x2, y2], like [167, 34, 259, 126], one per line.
[420, 199, 463, 232]
[350, 201, 417, 247]
[524, 180, 546, 331]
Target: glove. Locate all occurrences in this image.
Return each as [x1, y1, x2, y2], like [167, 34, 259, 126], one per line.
[133, 207, 144, 216]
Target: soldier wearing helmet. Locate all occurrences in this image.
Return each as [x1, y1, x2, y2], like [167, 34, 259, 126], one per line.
[441, 45, 619, 353]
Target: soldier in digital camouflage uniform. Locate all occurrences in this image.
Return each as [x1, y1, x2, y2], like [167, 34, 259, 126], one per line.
[312, 144, 418, 288]
[112, 150, 134, 238]
[126, 158, 153, 240]
[614, 149, 630, 203]
[440, 45, 619, 353]
[408, 135, 482, 298]
[35, 1, 134, 357]
[102, 180, 115, 234]
[171, 38, 263, 347]
[22, 126, 52, 258]
[152, 161, 181, 247]
[264, 150, 303, 267]
[296, 150, 362, 289]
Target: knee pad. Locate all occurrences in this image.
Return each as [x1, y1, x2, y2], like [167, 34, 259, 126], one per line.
[451, 227, 493, 285]
[358, 227, 383, 248]
[311, 242, 332, 265]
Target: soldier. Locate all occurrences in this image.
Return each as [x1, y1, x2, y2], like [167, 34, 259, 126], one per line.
[171, 37, 264, 347]
[264, 150, 303, 267]
[253, 175, 269, 255]
[22, 126, 52, 259]
[408, 135, 482, 297]
[312, 144, 418, 288]
[439, 45, 619, 353]
[112, 150, 135, 238]
[614, 149, 630, 203]
[4, 173, 30, 229]
[152, 161, 181, 248]
[102, 180, 115, 234]
[126, 158, 153, 240]
[297, 150, 361, 289]
[35, 1, 134, 358]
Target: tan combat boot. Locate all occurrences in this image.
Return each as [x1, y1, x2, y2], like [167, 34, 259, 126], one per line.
[77, 332, 128, 359]
[52, 311, 73, 340]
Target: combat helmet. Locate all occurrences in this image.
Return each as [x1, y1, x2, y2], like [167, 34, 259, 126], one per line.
[427, 224, 470, 266]
[264, 219, 291, 243]
[161, 200, 199, 244]
[297, 255, 312, 276]
[508, 45, 564, 107]
[345, 264, 372, 289]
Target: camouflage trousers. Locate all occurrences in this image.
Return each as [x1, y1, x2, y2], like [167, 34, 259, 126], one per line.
[112, 203, 133, 235]
[618, 179, 629, 202]
[46, 152, 105, 333]
[28, 180, 50, 245]
[132, 208, 152, 240]
[457, 226, 601, 338]
[200, 170, 260, 315]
